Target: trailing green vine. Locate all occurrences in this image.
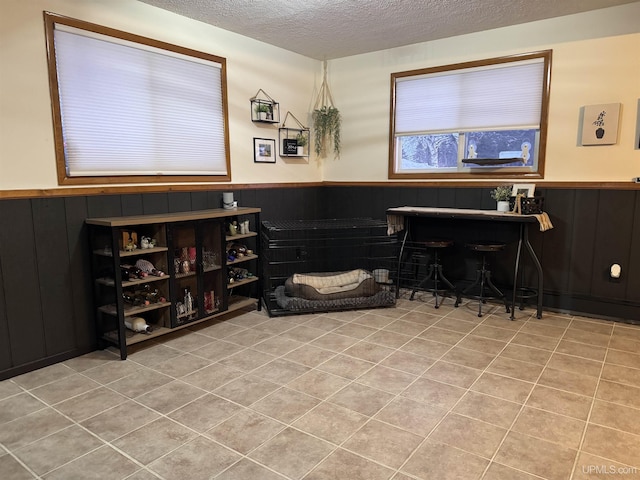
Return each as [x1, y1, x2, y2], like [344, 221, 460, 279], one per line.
[312, 106, 340, 157]
[313, 61, 341, 158]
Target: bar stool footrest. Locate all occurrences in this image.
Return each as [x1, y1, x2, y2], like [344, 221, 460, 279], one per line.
[512, 287, 538, 311]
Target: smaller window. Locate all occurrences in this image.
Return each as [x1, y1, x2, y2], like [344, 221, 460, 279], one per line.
[390, 51, 552, 179]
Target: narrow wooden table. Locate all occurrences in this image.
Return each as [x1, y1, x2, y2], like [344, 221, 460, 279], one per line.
[387, 206, 547, 320]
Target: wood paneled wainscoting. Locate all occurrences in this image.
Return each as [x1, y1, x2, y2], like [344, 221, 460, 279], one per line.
[0, 184, 638, 379]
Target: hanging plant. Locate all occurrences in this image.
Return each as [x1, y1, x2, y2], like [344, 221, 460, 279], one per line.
[312, 106, 340, 157]
[313, 61, 341, 158]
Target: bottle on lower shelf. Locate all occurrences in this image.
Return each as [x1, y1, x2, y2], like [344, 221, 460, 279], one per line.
[184, 288, 193, 313]
[125, 316, 153, 334]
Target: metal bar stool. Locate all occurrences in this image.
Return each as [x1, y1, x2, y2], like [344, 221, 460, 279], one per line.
[514, 265, 539, 312]
[410, 239, 456, 308]
[455, 241, 510, 317]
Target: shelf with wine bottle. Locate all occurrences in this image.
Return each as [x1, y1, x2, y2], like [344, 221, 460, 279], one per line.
[86, 207, 262, 359]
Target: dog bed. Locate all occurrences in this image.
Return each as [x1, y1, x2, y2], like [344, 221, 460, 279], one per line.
[276, 269, 395, 312]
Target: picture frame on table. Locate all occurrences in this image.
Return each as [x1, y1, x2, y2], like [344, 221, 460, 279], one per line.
[511, 183, 536, 198]
[254, 138, 276, 163]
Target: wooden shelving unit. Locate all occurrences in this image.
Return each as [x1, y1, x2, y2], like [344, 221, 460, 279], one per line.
[87, 207, 261, 359]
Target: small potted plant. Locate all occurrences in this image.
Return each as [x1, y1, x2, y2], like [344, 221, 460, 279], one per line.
[254, 102, 272, 121]
[490, 185, 512, 212]
[295, 132, 308, 155]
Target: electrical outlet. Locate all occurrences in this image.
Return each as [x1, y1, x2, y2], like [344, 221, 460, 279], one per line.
[610, 263, 622, 282]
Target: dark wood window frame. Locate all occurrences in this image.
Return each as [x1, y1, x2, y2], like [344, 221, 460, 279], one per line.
[43, 11, 231, 185]
[389, 50, 552, 180]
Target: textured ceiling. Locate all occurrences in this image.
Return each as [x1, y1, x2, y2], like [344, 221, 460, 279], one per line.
[138, 0, 637, 59]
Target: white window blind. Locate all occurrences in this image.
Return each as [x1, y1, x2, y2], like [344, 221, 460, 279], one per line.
[53, 23, 227, 177]
[395, 59, 545, 134]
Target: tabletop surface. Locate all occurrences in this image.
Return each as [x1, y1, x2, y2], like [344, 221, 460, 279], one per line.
[386, 206, 539, 223]
[86, 206, 261, 227]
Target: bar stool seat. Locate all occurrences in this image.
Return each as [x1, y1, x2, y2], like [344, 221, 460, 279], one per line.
[410, 239, 456, 308]
[455, 241, 510, 317]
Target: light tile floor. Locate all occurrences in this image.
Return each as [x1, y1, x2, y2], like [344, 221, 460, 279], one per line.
[1, 293, 639, 480]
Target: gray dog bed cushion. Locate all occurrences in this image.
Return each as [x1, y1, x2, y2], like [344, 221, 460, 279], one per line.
[284, 269, 379, 301]
[275, 285, 395, 312]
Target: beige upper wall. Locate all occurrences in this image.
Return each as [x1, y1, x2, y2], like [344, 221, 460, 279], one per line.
[0, 0, 321, 192]
[327, 3, 640, 183]
[1, 1, 639, 193]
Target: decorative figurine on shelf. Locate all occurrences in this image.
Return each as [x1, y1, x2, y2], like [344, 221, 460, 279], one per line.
[184, 288, 194, 315]
[140, 236, 157, 249]
[122, 231, 138, 251]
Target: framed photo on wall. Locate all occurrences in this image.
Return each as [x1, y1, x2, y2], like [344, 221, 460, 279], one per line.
[512, 183, 536, 198]
[254, 138, 276, 163]
[580, 103, 621, 146]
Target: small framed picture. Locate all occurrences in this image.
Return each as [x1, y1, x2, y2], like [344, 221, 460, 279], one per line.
[511, 183, 536, 198]
[254, 138, 276, 163]
[580, 103, 621, 146]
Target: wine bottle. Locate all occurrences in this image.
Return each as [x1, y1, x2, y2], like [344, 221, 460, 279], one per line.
[121, 264, 147, 280]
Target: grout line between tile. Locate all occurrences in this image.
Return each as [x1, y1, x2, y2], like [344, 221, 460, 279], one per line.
[567, 315, 614, 480]
[3, 305, 640, 480]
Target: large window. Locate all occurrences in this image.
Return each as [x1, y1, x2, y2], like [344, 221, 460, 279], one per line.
[390, 51, 552, 179]
[44, 12, 230, 185]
